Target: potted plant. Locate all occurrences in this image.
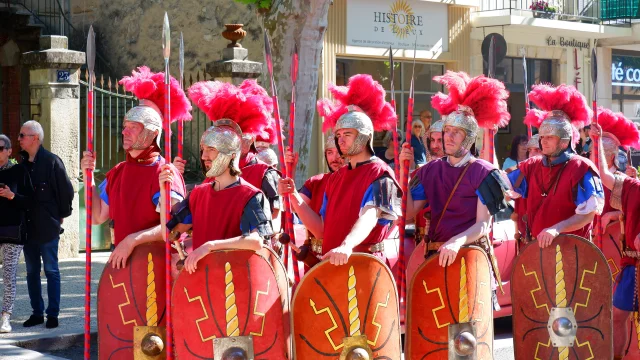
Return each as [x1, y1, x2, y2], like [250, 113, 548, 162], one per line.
[529, 0, 557, 19]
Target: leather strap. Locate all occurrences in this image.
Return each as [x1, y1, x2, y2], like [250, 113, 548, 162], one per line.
[432, 159, 475, 235]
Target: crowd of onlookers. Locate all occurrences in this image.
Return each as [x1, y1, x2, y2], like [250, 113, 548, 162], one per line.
[0, 121, 74, 333]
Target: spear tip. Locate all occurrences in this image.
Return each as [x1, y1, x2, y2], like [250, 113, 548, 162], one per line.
[162, 12, 170, 58]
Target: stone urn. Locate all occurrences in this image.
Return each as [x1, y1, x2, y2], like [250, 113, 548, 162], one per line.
[222, 24, 246, 48]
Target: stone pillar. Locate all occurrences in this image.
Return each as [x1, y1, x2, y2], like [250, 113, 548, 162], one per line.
[205, 24, 262, 85]
[22, 36, 85, 259]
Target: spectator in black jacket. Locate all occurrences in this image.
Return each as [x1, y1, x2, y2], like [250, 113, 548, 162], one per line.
[0, 134, 33, 333]
[18, 121, 74, 329]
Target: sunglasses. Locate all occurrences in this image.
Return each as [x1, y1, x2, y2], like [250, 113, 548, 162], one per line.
[0, 146, 5, 151]
[19, 133, 35, 139]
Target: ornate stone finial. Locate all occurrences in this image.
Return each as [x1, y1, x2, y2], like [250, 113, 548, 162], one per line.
[222, 24, 246, 49]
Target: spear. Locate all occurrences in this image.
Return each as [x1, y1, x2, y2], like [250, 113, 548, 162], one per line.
[487, 36, 497, 167]
[84, 25, 95, 360]
[178, 32, 184, 159]
[264, 30, 295, 276]
[521, 47, 533, 139]
[161, 13, 174, 359]
[398, 35, 418, 318]
[591, 47, 603, 250]
[389, 46, 400, 180]
[289, 44, 302, 284]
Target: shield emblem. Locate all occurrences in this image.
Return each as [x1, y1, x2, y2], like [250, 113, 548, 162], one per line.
[98, 242, 167, 359]
[172, 249, 288, 359]
[511, 234, 613, 359]
[406, 246, 494, 359]
[292, 254, 401, 359]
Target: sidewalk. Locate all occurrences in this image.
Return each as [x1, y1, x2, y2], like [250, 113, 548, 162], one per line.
[0, 252, 108, 358]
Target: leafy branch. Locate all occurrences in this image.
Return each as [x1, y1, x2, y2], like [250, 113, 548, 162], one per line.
[234, 0, 272, 9]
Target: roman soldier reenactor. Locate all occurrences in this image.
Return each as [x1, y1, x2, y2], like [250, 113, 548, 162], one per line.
[160, 80, 275, 273]
[508, 84, 604, 248]
[513, 134, 542, 249]
[279, 74, 401, 265]
[284, 133, 344, 257]
[425, 119, 445, 161]
[589, 112, 640, 360]
[400, 71, 510, 278]
[80, 66, 189, 269]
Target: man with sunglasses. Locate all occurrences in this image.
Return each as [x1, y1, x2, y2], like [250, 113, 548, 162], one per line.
[19, 121, 74, 329]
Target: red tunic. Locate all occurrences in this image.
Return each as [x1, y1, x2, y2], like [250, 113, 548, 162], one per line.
[240, 153, 272, 190]
[188, 179, 261, 250]
[105, 156, 185, 246]
[303, 173, 331, 214]
[519, 156, 598, 239]
[613, 177, 640, 266]
[322, 159, 399, 255]
[514, 198, 527, 235]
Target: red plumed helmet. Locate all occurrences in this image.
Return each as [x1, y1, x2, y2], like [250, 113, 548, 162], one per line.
[431, 71, 510, 130]
[317, 74, 397, 133]
[524, 84, 592, 129]
[188, 80, 273, 138]
[596, 107, 640, 150]
[119, 66, 192, 123]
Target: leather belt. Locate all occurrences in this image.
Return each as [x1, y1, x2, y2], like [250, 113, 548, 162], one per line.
[427, 241, 445, 251]
[623, 250, 640, 259]
[310, 238, 323, 255]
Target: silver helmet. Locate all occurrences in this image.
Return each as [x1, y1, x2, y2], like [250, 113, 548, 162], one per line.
[256, 147, 278, 167]
[538, 110, 573, 141]
[333, 105, 374, 156]
[428, 119, 444, 134]
[442, 105, 478, 154]
[123, 99, 163, 149]
[325, 133, 337, 150]
[602, 132, 621, 164]
[240, 133, 254, 156]
[254, 141, 271, 152]
[200, 119, 243, 178]
[526, 134, 541, 149]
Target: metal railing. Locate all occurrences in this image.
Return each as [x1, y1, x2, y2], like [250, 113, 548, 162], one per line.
[79, 69, 213, 185]
[2, 0, 71, 36]
[478, 0, 636, 24]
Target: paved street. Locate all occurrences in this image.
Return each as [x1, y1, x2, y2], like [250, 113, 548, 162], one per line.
[0, 251, 515, 359]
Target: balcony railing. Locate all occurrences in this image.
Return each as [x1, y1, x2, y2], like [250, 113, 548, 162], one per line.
[478, 0, 637, 24]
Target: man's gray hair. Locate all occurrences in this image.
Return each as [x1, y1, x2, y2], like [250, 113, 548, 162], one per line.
[0, 134, 10, 148]
[22, 120, 44, 143]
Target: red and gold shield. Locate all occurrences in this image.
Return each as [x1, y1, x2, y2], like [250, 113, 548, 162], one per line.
[601, 221, 640, 359]
[257, 246, 291, 357]
[98, 242, 167, 360]
[406, 246, 494, 359]
[601, 220, 623, 283]
[512, 234, 613, 359]
[172, 249, 288, 359]
[292, 254, 401, 359]
[406, 241, 426, 287]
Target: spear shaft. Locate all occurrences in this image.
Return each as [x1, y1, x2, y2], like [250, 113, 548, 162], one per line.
[289, 45, 301, 285]
[84, 25, 95, 360]
[162, 13, 174, 359]
[389, 46, 400, 180]
[591, 47, 603, 250]
[264, 31, 296, 279]
[178, 32, 184, 159]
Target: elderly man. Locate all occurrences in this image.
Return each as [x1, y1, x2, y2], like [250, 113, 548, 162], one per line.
[19, 120, 74, 329]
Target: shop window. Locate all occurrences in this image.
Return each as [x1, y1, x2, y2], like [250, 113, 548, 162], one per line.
[612, 52, 640, 123]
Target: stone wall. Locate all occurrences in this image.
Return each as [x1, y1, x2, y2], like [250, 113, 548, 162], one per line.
[68, 0, 264, 77]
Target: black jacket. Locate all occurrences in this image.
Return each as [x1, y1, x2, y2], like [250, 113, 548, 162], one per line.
[21, 146, 74, 243]
[0, 163, 34, 244]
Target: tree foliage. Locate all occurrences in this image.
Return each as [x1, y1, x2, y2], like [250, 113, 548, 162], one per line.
[234, 0, 272, 9]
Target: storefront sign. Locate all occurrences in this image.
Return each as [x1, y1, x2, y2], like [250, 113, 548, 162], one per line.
[347, 0, 448, 51]
[612, 56, 640, 87]
[545, 36, 590, 50]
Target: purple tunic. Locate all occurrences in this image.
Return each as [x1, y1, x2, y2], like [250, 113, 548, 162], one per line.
[415, 158, 494, 243]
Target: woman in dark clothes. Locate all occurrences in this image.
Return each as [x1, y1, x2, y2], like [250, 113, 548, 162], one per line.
[0, 134, 33, 333]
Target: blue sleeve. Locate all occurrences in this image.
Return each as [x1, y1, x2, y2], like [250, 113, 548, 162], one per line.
[361, 184, 392, 226]
[182, 214, 193, 225]
[98, 179, 109, 205]
[476, 189, 486, 205]
[300, 185, 312, 200]
[502, 158, 517, 171]
[575, 171, 604, 205]
[410, 183, 427, 201]
[152, 191, 185, 207]
[507, 169, 528, 198]
[319, 193, 328, 221]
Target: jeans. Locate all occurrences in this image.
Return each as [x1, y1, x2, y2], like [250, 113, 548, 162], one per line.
[23, 238, 60, 317]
